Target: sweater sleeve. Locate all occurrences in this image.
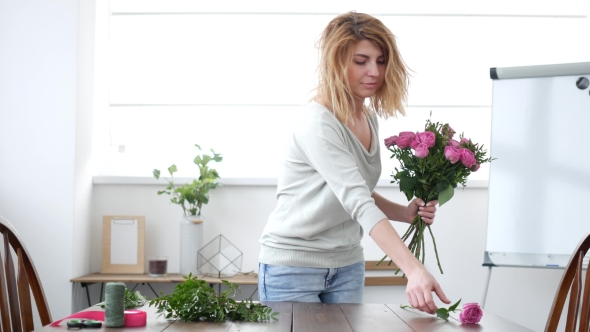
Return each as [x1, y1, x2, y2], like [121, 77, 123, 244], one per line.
[294, 110, 387, 233]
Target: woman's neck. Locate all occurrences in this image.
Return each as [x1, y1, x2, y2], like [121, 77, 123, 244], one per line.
[314, 96, 365, 120]
[352, 97, 365, 117]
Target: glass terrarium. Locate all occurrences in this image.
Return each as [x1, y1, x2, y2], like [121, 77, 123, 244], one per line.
[197, 234, 243, 278]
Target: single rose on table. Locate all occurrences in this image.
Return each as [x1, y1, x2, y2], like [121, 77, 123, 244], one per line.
[401, 299, 484, 324]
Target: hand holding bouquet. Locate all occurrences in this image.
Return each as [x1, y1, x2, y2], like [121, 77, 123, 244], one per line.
[378, 118, 493, 273]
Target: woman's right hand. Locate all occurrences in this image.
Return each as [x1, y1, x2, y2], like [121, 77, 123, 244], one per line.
[369, 219, 451, 314]
[405, 266, 450, 314]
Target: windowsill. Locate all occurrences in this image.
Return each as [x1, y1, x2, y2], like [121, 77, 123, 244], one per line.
[93, 176, 489, 188]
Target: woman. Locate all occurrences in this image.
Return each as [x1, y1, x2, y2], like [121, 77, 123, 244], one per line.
[258, 11, 450, 314]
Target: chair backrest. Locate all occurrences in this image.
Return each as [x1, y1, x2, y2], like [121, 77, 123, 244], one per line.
[0, 215, 52, 332]
[545, 230, 590, 332]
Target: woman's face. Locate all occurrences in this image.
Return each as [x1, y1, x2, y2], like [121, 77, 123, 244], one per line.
[346, 39, 386, 101]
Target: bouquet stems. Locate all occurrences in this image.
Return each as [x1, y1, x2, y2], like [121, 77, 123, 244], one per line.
[376, 215, 444, 275]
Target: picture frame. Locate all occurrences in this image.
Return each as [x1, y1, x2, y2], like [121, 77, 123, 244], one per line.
[101, 215, 145, 274]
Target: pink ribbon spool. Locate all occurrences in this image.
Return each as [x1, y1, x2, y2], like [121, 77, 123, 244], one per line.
[124, 309, 147, 326]
[50, 310, 147, 327]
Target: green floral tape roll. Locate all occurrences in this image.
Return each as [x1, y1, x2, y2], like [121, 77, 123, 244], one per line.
[104, 282, 126, 327]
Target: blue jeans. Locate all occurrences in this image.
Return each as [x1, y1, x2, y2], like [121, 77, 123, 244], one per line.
[258, 262, 364, 303]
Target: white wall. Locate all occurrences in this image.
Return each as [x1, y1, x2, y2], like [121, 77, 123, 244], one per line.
[71, 0, 96, 313]
[0, 0, 76, 320]
[0, 0, 94, 322]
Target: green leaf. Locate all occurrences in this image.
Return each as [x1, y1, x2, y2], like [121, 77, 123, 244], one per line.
[400, 153, 413, 166]
[399, 176, 416, 193]
[435, 308, 449, 321]
[212, 152, 223, 162]
[438, 184, 454, 207]
[100, 289, 147, 309]
[448, 298, 462, 312]
[153, 169, 160, 179]
[201, 155, 212, 165]
[168, 164, 178, 176]
[434, 180, 449, 194]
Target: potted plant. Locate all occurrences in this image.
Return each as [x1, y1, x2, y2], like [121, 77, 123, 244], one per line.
[153, 144, 223, 217]
[153, 144, 222, 275]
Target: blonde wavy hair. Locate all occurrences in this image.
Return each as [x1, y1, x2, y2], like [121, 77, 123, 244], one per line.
[315, 11, 410, 124]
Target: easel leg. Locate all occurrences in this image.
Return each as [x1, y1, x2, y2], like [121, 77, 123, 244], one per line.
[147, 283, 159, 298]
[249, 287, 259, 299]
[482, 266, 492, 309]
[81, 282, 91, 307]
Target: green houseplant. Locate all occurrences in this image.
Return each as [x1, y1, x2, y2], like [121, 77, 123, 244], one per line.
[153, 144, 223, 217]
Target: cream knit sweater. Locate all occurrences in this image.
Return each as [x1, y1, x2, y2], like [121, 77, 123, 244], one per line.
[259, 101, 387, 268]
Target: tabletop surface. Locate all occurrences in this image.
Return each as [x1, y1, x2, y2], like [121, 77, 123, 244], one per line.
[37, 302, 534, 332]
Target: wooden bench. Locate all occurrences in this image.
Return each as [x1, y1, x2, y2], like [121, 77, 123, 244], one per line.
[364, 260, 408, 286]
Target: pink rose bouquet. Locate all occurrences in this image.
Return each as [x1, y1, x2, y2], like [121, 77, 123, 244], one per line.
[379, 118, 493, 273]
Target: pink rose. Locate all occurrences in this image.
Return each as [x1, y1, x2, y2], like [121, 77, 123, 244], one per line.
[396, 132, 415, 149]
[473, 164, 480, 172]
[414, 143, 429, 158]
[444, 146, 461, 164]
[384, 135, 398, 148]
[460, 148, 477, 168]
[460, 303, 483, 324]
[411, 131, 436, 149]
[447, 139, 460, 148]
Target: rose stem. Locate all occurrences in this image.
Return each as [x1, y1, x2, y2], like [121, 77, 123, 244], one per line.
[427, 225, 444, 274]
[421, 224, 426, 264]
[414, 220, 423, 260]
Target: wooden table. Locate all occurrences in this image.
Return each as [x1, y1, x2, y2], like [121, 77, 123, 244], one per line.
[71, 273, 258, 306]
[38, 302, 534, 332]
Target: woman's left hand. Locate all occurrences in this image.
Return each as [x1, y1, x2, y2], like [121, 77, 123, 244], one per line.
[405, 199, 438, 225]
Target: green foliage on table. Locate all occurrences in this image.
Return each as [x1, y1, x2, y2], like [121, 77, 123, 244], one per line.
[400, 298, 461, 321]
[148, 273, 278, 322]
[153, 144, 222, 216]
[98, 289, 147, 309]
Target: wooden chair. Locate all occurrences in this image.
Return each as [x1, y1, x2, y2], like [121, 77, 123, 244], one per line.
[545, 229, 590, 332]
[0, 215, 52, 332]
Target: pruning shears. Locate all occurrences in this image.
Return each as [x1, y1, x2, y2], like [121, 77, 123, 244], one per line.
[66, 320, 102, 329]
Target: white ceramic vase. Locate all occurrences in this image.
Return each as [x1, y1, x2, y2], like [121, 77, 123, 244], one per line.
[179, 214, 204, 275]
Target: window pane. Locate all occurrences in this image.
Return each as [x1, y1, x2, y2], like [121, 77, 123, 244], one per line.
[109, 15, 327, 105]
[104, 105, 302, 178]
[110, 15, 589, 106]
